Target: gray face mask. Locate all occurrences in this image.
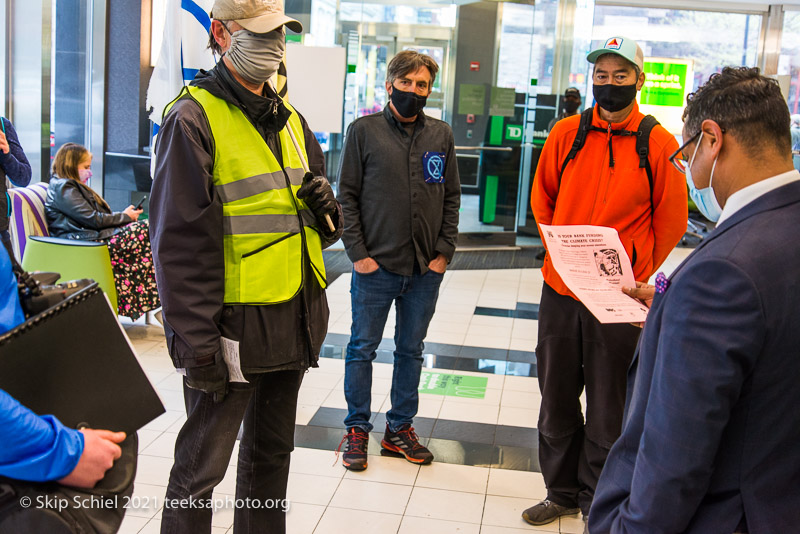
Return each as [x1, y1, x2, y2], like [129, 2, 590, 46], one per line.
[225, 27, 285, 85]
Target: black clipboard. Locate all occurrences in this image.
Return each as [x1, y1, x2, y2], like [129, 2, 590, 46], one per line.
[0, 284, 165, 434]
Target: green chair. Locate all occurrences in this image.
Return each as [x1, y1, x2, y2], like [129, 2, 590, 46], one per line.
[21, 236, 118, 312]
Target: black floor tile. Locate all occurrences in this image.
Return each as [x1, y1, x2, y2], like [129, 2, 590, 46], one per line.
[474, 306, 515, 318]
[431, 419, 496, 445]
[423, 342, 462, 357]
[422, 355, 462, 371]
[505, 361, 537, 377]
[459, 345, 509, 360]
[516, 302, 540, 314]
[307, 407, 344, 429]
[495, 425, 538, 449]
[493, 443, 540, 471]
[452, 358, 507, 374]
[507, 350, 537, 364]
[425, 438, 498, 468]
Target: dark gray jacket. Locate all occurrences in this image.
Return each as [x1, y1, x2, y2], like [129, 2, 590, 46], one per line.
[337, 106, 460, 276]
[45, 177, 131, 240]
[150, 62, 342, 371]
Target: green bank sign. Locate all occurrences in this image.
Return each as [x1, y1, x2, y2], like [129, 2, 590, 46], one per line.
[419, 371, 488, 399]
[641, 61, 688, 107]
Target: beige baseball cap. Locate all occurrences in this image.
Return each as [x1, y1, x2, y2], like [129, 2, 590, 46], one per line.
[211, 0, 303, 34]
[587, 36, 644, 72]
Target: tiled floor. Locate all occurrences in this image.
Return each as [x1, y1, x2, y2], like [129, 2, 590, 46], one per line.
[117, 248, 693, 534]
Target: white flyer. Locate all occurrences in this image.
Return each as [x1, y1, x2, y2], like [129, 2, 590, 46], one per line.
[539, 224, 649, 324]
[221, 336, 249, 383]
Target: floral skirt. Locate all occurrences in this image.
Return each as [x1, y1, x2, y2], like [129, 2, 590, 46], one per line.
[104, 220, 160, 320]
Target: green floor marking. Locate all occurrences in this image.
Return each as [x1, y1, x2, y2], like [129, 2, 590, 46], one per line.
[419, 371, 488, 399]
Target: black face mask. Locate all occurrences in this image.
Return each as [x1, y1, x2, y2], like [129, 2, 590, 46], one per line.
[593, 83, 637, 113]
[563, 100, 581, 113]
[390, 87, 428, 118]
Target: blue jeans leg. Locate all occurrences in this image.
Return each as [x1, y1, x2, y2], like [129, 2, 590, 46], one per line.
[386, 270, 444, 432]
[344, 268, 399, 432]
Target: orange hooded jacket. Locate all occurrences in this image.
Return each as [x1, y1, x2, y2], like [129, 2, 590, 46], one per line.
[531, 101, 688, 300]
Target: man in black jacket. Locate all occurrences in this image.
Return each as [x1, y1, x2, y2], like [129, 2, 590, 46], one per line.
[336, 50, 460, 471]
[150, 1, 342, 532]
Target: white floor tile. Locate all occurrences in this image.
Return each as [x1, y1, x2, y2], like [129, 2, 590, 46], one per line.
[301, 371, 343, 390]
[135, 455, 175, 487]
[497, 406, 538, 428]
[405, 486, 485, 523]
[328, 479, 412, 515]
[342, 453, 420, 485]
[487, 469, 546, 500]
[290, 447, 346, 479]
[398, 515, 480, 534]
[116, 514, 150, 534]
[469, 315, 515, 327]
[125, 483, 165, 519]
[287, 502, 326, 534]
[502, 375, 540, 393]
[509, 338, 536, 352]
[314, 507, 402, 533]
[140, 431, 177, 458]
[463, 334, 510, 350]
[315, 357, 345, 374]
[413, 462, 489, 494]
[297, 386, 332, 406]
[141, 410, 184, 433]
[287, 472, 342, 506]
[482, 495, 560, 531]
[296, 404, 319, 426]
[438, 402, 499, 425]
[137, 429, 163, 451]
[560, 514, 587, 534]
[479, 525, 555, 534]
[424, 331, 467, 346]
[465, 324, 513, 340]
[500, 389, 541, 409]
[413, 396, 444, 418]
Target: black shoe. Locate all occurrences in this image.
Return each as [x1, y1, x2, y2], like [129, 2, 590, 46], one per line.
[380, 424, 433, 465]
[337, 427, 369, 471]
[521, 499, 580, 526]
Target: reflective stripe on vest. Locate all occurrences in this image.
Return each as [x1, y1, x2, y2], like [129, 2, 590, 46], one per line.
[165, 85, 327, 304]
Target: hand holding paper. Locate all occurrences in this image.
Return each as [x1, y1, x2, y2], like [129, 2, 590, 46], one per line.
[539, 224, 649, 324]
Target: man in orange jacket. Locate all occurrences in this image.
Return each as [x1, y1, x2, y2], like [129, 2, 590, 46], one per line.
[523, 36, 687, 528]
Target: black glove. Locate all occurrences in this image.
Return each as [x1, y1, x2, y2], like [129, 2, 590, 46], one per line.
[296, 173, 337, 226]
[185, 352, 229, 403]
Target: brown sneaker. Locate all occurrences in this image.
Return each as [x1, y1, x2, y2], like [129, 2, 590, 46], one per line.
[336, 427, 369, 471]
[380, 424, 433, 465]
[522, 499, 580, 526]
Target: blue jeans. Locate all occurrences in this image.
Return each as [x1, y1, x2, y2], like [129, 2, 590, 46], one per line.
[344, 266, 443, 433]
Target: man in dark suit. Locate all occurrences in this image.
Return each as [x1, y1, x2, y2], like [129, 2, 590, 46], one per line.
[589, 66, 800, 534]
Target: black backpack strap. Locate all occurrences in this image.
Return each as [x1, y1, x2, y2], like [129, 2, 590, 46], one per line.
[559, 108, 595, 182]
[636, 114, 660, 213]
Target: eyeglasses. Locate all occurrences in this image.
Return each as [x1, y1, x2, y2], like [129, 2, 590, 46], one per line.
[668, 131, 700, 175]
[668, 128, 726, 175]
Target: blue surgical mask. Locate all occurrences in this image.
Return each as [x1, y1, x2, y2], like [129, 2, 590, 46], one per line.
[685, 132, 722, 222]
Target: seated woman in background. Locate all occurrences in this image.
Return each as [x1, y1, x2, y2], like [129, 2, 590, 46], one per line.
[45, 143, 159, 320]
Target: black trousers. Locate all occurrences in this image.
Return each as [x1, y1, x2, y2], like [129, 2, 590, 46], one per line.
[536, 283, 640, 515]
[161, 369, 304, 534]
